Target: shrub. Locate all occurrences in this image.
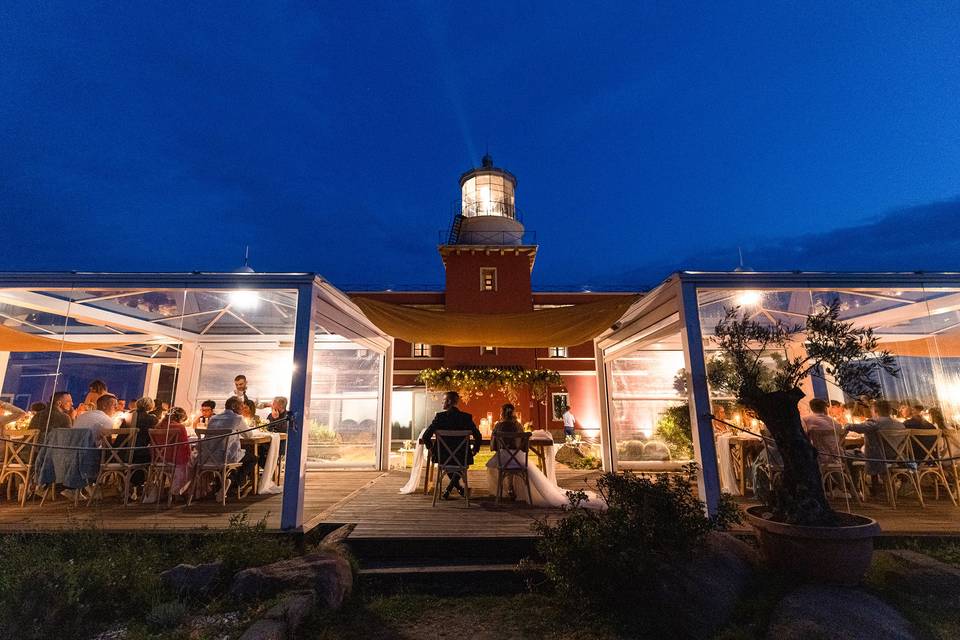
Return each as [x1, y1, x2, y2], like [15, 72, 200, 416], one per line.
[566, 455, 602, 470]
[197, 513, 297, 574]
[529, 466, 740, 624]
[654, 403, 693, 459]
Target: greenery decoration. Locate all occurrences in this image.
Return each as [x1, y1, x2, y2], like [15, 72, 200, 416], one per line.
[416, 367, 564, 403]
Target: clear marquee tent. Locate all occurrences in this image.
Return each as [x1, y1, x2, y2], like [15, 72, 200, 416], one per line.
[6, 270, 960, 525]
[595, 271, 960, 515]
[0, 272, 392, 530]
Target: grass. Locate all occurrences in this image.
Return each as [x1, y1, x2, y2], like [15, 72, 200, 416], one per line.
[305, 593, 627, 640]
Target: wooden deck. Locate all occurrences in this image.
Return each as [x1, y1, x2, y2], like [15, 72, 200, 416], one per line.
[0, 471, 383, 533]
[319, 468, 601, 540]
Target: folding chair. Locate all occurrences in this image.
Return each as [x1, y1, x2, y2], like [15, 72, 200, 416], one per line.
[432, 430, 474, 508]
[0, 429, 39, 506]
[908, 428, 956, 505]
[493, 431, 533, 505]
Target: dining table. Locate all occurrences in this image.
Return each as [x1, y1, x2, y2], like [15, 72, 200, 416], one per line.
[240, 431, 285, 495]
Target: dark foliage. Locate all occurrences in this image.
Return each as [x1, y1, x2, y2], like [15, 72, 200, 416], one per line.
[529, 466, 740, 626]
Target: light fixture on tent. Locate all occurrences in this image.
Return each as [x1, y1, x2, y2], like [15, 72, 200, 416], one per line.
[230, 245, 260, 309]
[736, 290, 762, 307]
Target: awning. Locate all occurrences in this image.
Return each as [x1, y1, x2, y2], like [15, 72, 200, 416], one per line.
[0, 324, 146, 352]
[352, 295, 640, 348]
[884, 334, 960, 358]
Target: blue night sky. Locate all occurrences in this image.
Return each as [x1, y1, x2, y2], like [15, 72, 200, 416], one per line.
[2, 3, 959, 290]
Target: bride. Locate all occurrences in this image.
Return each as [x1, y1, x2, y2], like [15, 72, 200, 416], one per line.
[485, 403, 603, 510]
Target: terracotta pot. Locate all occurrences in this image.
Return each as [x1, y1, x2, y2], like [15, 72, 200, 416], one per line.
[744, 506, 881, 585]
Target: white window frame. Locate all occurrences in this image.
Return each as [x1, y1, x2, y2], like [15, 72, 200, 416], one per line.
[551, 392, 570, 421]
[411, 343, 431, 358]
[480, 345, 498, 355]
[480, 268, 497, 292]
[548, 346, 568, 358]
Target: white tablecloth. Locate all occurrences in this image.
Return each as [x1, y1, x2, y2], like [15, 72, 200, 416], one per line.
[247, 431, 282, 495]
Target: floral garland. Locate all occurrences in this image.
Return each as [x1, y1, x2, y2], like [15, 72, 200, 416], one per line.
[416, 367, 564, 404]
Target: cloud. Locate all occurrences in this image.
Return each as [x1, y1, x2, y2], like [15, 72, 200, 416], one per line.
[602, 197, 960, 288]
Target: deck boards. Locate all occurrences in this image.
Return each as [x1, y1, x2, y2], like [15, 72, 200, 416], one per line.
[0, 471, 383, 533]
[320, 468, 601, 539]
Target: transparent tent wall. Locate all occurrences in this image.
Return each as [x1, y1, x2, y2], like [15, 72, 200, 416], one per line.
[607, 348, 692, 467]
[695, 283, 960, 504]
[305, 338, 382, 469]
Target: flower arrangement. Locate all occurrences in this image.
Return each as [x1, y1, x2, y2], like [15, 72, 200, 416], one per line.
[416, 367, 564, 403]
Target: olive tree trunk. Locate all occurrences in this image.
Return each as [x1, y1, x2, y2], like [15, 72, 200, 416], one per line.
[751, 388, 836, 526]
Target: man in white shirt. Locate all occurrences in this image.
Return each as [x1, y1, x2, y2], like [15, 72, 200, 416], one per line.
[204, 396, 257, 496]
[73, 393, 119, 437]
[562, 405, 577, 438]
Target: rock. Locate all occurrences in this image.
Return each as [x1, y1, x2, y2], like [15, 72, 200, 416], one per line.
[320, 523, 355, 548]
[872, 550, 960, 597]
[239, 591, 316, 640]
[655, 532, 760, 637]
[229, 553, 352, 609]
[767, 585, 918, 640]
[238, 619, 284, 640]
[160, 561, 224, 596]
[555, 443, 593, 466]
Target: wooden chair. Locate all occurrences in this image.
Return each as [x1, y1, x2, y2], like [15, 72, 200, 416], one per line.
[432, 430, 474, 508]
[877, 430, 924, 508]
[187, 428, 243, 506]
[908, 428, 957, 505]
[0, 429, 39, 506]
[492, 431, 533, 506]
[940, 428, 960, 501]
[145, 428, 182, 507]
[89, 428, 143, 506]
[809, 427, 861, 502]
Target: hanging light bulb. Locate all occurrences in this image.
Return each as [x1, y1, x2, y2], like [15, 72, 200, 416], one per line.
[229, 290, 260, 309]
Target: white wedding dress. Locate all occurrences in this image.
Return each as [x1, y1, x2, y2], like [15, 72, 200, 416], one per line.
[400, 428, 604, 510]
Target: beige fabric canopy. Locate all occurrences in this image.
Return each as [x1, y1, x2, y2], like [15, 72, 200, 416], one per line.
[352, 295, 640, 348]
[0, 324, 143, 352]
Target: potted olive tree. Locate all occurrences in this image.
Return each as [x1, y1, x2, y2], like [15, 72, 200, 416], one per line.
[708, 300, 897, 584]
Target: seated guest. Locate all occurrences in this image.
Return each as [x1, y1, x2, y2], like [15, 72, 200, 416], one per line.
[903, 405, 936, 430]
[74, 393, 120, 437]
[29, 401, 48, 413]
[420, 391, 482, 500]
[29, 391, 73, 431]
[156, 407, 193, 497]
[193, 400, 216, 428]
[490, 402, 524, 451]
[241, 399, 262, 427]
[83, 379, 108, 407]
[260, 396, 289, 469]
[150, 399, 170, 422]
[847, 400, 906, 493]
[202, 396, 256, 495]
[801, 398, 845, 465]
[127, 397, 159, 493]
[929, 407, 948, 430]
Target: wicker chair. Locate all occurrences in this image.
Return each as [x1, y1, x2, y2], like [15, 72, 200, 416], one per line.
[88, 428, 143, 506]
[431, 430, 474, 508]
[188, 428, 243, 506]
[0, 429, 39, 506]
[492, 431, 533, 506]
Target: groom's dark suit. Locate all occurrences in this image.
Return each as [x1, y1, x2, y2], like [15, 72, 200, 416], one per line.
[421, 407, 482, 467]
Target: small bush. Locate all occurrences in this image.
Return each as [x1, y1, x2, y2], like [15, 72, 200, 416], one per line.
[530, 466, 740, 624]
[196, 513, 297, 574]
[654, 403, 694, 459]
[566, 455, 602, 470]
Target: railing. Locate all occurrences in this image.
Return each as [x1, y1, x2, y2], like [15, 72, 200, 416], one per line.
[437, 229, 537, 245]
[452, 200, 524, 224]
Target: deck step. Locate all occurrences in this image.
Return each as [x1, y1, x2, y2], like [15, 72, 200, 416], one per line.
[357, 560, 538, 596]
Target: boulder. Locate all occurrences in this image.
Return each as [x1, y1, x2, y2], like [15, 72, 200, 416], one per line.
[654, 532, 760, 637]
[239, 591, 316, 640]
[555, 443, 594, 466]
[872, 550, 960, 598]
[160, 561, 224, 596]
[766, 585, 918, 640]
[229, 553, 352, 609]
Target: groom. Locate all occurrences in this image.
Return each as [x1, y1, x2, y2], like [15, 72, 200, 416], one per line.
[421, 391, 482, 499]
